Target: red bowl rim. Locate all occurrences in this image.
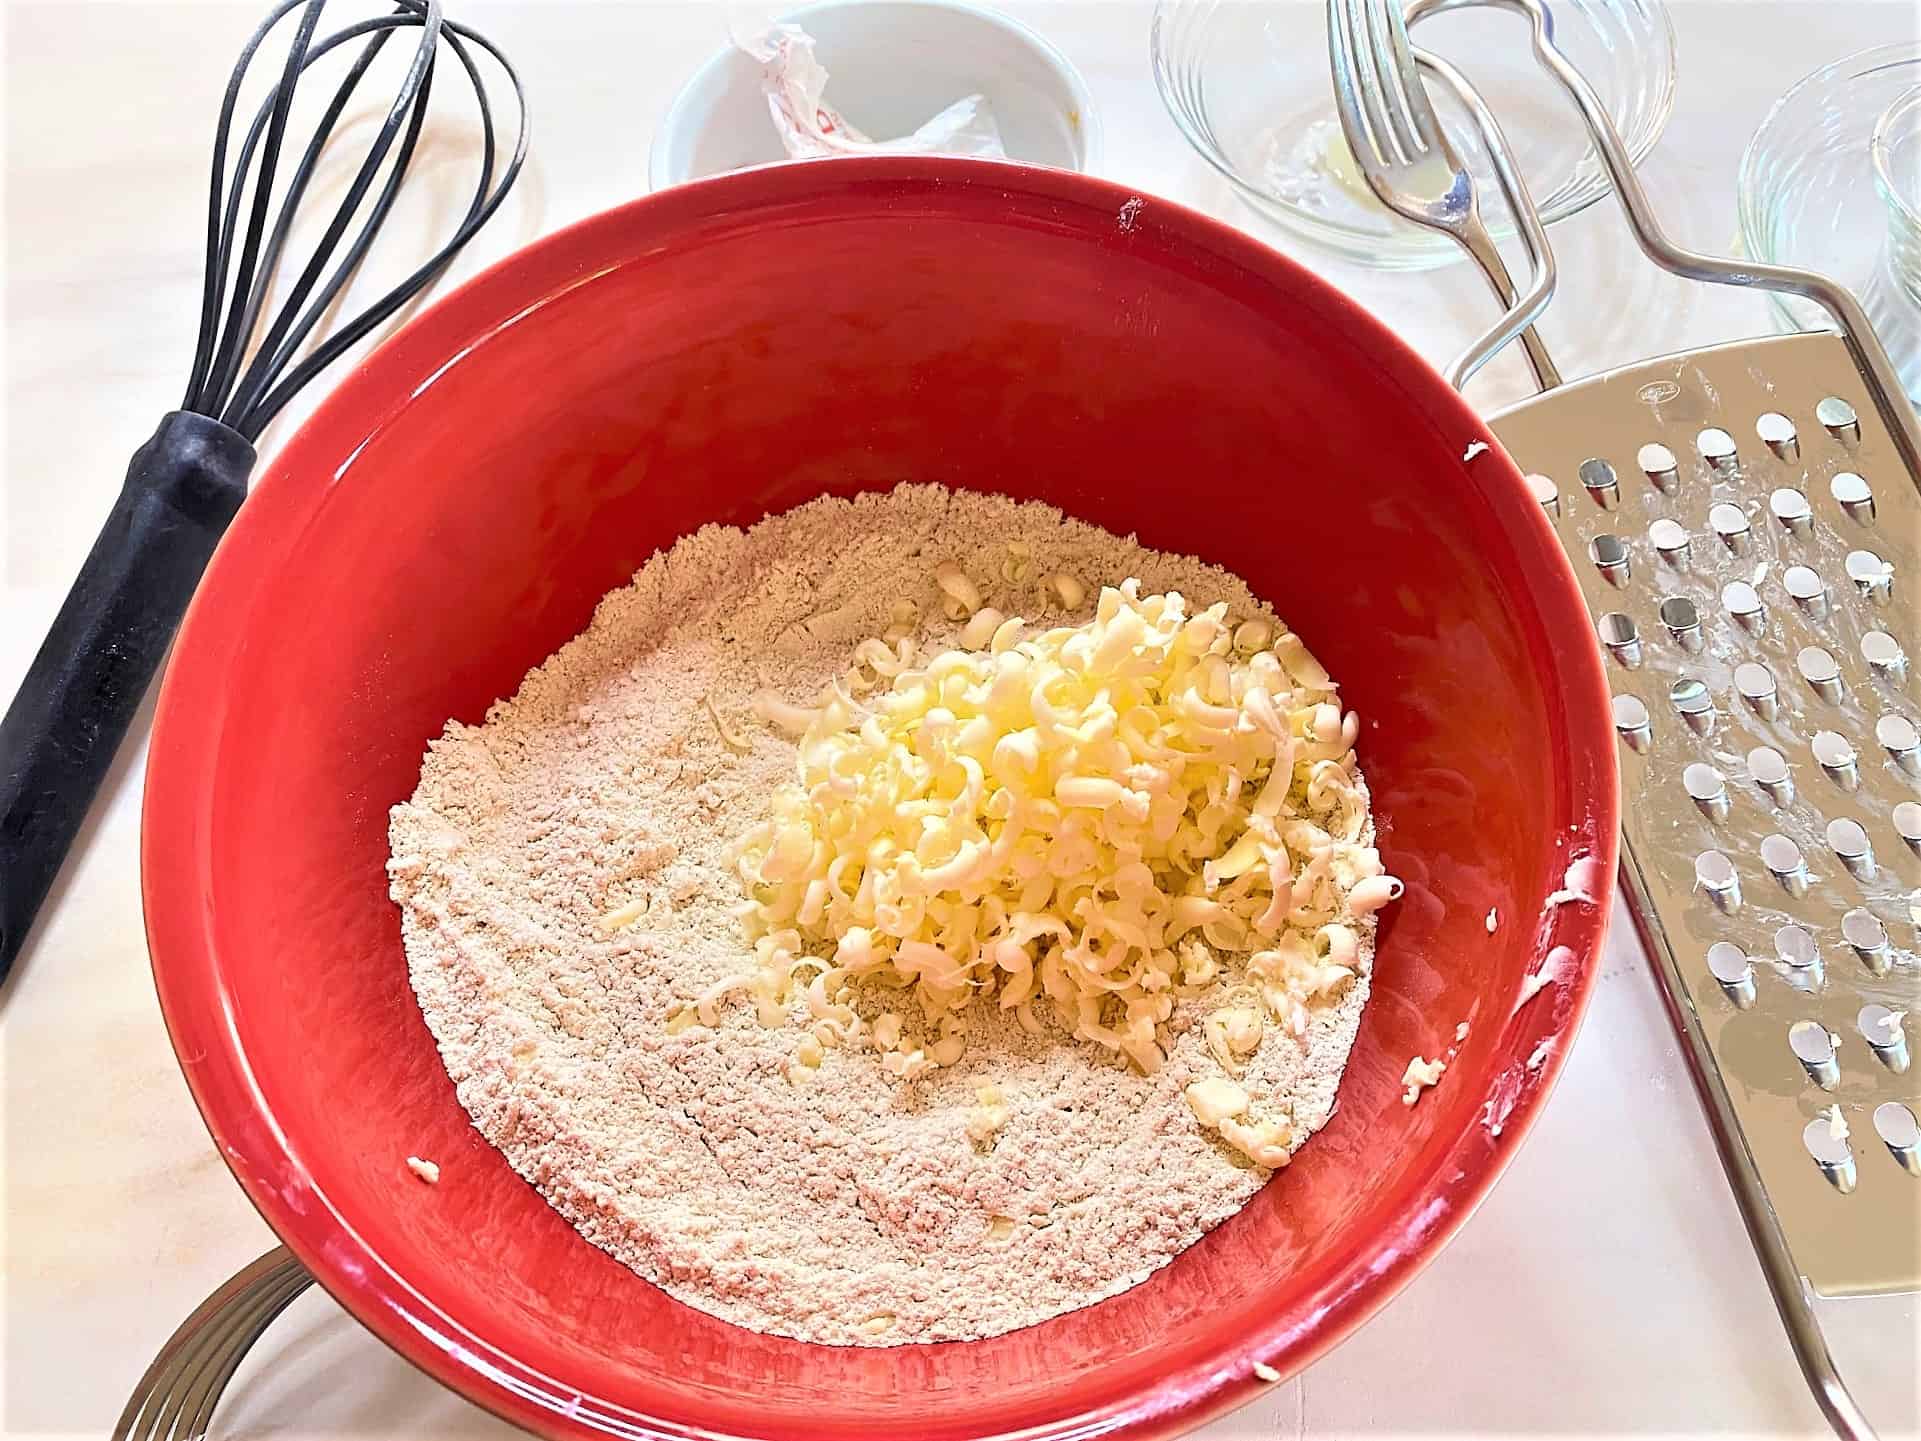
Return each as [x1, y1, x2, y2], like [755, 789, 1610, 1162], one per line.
[142, 156, 1619, 1441]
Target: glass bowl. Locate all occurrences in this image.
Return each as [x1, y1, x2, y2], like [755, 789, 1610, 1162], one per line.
[1739, 43, 1921, 405]
[1874, 83, 1921, 311]
[1151, 0, 1677, 271]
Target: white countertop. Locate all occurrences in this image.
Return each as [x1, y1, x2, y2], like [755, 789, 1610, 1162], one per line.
[3, 1, 1916, 1436]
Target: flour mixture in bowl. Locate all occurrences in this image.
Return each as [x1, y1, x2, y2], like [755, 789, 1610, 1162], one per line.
[388, 484, 1397, 1346]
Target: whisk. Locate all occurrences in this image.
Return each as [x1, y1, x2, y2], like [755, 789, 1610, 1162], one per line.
[0, 0, 527, 977]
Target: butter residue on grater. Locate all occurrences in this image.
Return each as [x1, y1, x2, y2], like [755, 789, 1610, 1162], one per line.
[1488, 329, 1919, 1298]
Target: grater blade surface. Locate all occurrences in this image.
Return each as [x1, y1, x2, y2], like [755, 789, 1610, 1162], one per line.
[1488, 330, 1920, 1298]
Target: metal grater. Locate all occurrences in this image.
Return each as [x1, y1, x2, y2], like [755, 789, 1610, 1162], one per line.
[1487, 330, 1921, 1298]
[1384, 4, 1921, 1430]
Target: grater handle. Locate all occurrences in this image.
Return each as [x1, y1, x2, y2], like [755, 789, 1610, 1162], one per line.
[1413, 0, 1921, 477]
[1409, 49, 1561, 392]
[1451, 219, 1562, 390]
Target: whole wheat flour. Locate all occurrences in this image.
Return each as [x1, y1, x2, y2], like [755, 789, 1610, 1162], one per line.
[388, 484, 1377, 1345]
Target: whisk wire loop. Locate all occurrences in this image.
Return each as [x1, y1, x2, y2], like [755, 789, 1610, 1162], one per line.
[183, 0, 528, 441]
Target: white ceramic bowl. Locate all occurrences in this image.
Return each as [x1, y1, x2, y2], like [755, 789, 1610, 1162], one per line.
[650, 0, 1099, 187]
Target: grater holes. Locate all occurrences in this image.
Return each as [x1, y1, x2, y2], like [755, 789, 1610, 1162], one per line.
[1859, 1007, 1910, 1074]
[1734, 662, 1778, 719]
[1697, 427, 1737, 469]
[1637, 442, 1679, 492]
[1812, 730, 1860, 789]
[1877, 713, 1921, 775]
[1845, 549, 1893, 603]
[1670, 677, 1713, 733]
[1830, 472, 1874, 523]
[1695, 850, 1740, 910]
[1815, 396, 1860, 442]
[1706, 941, 1755, 1006]
[1723, 580, 1766, 632]
[1770, 487, 1813, 537]
[1862, 631, 1908, 686]
[1611, 694, 1651, 751]
[1803, 1113, 1856, 1192]
[1761, 834, 1812, 896]
[1825, 817, 1874, 880]
[1648, 518, 1691, 569]
[1842, 908, 1891, 974]
[1896, 801, 1921, 856]
[1526, 473, 1560, 515]
[1859, 1006, 1904, 1048]
[1579, 458, 1620, 508]
[1710, 502, 1752, 554]
[1797, 646, 1844, 703]
[1598, 612, 1641, 667]
[1588, 534, 1631, 586]
[1784, 565, 1829, 619]
[1684, 763, 1729, 820]
[1874, 1102, 1920, 1175]
[1756, 411, 1798, 459]
[1788, 1017, 1839, 1087]
[1661, 597, 1705, 653]
[1748, 745, 1794, 804]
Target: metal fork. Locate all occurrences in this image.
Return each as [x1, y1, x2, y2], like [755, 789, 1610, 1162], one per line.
[113, 1247, 314, 1441]
[1328, 0, 1561, 389]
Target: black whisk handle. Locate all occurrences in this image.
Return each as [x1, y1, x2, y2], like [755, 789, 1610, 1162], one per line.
[0, 412, 252, 980]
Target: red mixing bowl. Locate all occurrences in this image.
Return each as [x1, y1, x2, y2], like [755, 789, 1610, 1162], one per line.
[144, 158, 1616, 1440]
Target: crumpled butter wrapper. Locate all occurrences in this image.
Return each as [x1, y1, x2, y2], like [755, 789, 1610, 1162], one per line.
[731, 19, 1006, 160]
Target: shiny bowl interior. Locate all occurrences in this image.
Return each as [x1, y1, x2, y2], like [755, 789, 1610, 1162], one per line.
[1739, 43, 1921, 405]
[1152, 0, 1676, 270]
[143, 159, 1616, 1441]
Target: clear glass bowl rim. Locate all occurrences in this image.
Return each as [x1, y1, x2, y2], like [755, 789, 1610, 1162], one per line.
[1737, 40, 1921, 331]
[1149, 0, 1680, 266]
[1870, 78, 1921, 236]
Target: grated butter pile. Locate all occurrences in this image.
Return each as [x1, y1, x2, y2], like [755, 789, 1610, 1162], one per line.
[725, 568, 1398, 1161]
[394, 487, 1396, 1344]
